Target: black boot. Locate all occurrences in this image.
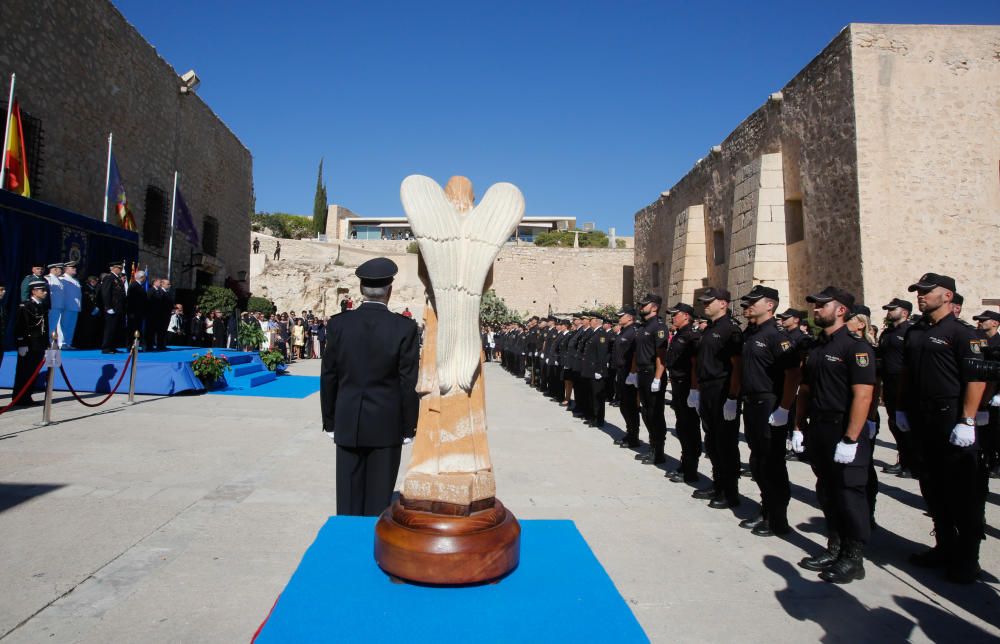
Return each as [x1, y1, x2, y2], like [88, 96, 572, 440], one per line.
[909, 529, 955, 569]
[799, 534, 841, 571]
[946, 535, 982, 584]
[820, 540, 865, 584]
[642, 443, 665, 465]
[739, 514, 765, 529]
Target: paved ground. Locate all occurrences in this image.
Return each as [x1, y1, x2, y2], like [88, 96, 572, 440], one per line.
[0, 360, 997, 642]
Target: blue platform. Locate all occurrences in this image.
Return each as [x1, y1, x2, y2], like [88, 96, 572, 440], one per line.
[254, 517, 648, 644]
[0, 347, 276, 396]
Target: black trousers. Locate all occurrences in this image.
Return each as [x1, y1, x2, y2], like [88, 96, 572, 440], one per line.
[607, 368, 618, 402]
[147, 318, 167, 351]
[336, 444, 402, 517]
[637, 367, 667, 446]
[101, 312, 122, 351]
[807, 413, 871, 544]
[913, 399, 987, 564]
[983, 407, 999, 472]
[744, 393, 790, 526]
[699, 379, 740, 501]
[588, 375, 606, 424]
[13, 347, 44, 402]
[616, 372, 640, 436]
[882, 374, 913, 470]
[670, 378, 701, 480]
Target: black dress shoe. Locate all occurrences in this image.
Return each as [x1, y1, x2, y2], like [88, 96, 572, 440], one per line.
[752, 520, 790, 537]
[909, 546, 951, 568]
[634, 451, 649, 461]
[620, 439, 640, 449]
[692, 487, 717, 500]
[708, 497, 738, 509]
[642, 452, 665, 465]
[739, 514, 765, 529]
[896, 468, 914, 479]
[882, 463, 902, 475]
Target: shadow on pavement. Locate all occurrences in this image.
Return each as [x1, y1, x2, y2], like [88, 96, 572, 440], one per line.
[0, 483, 65, 513]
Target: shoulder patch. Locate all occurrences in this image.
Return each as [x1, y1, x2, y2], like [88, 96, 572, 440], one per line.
[971, 340, 981, 354]
[780, 340, 791, 352]
[657, 329, 665, 338]
[855, 352, 870, 367]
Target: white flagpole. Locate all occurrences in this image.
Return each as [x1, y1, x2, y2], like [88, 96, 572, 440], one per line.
[1, 73, 16, 185]
[102, 132, 113, 222]
[167, 171, 178, 281]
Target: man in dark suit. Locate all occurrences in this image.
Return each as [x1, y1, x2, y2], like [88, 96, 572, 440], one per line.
[126, 271, 148, 348]
[321, 257, 419, 516]
[99, 263, 127, 354]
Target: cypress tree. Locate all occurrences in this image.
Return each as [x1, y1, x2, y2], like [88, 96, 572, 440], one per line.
[313, 158, 328, 235]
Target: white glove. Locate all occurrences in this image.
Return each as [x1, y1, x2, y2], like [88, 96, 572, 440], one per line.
[545, 358, 550, 364]
[17, 346, 28, 357]
[554, 361, 559, 367]
[687, 389, 700, 409]
[595, 372, 603, 380]
[723, 398, 738, 421]
[866, 420, 877, 439]
[949, 424, 975, 448]
[990, 394, 1000, 407]
[650, 378, 661, 392]
[106, 309, 115, 315]
[834, 440, 858, 464]
[325, 431, 336, 442]
[895, 411, 911, 432]
[791, 430, 805, 453]
[91, 307, 99, 316]
[625, 372, 638, 387]
[975, 411, 989, 426]
[768, 407, 789, 426]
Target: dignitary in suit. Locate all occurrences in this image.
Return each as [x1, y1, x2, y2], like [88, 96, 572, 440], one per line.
[12, 280, 49, 406]
[126, 271, 148, 346]
[99, 263, 127, 353]
[321, 257, 420, 516]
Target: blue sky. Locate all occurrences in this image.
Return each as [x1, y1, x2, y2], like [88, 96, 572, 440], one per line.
[114, 1, 999, 235]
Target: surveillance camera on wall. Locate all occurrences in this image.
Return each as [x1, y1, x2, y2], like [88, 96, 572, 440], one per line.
[180, 69, 200, 93]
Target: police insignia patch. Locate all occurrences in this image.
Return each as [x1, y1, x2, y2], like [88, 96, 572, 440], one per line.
[855, 353, 869, 367]
[657, 330, 665, 338]
[600, 337, 606, 343]
[780, 341, 791, 351]
[971, 340, 981, 354]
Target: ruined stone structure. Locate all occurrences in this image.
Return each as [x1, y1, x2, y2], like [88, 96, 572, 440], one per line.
[635, 24, 1000, 313]
[1, 0, 253, 288]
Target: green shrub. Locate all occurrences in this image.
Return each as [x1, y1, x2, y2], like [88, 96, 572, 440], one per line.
[406, 241, 419, 254]
[197, 286, 237, 315]
[247, 296, 276, 316]
[259, 349, 285, 371]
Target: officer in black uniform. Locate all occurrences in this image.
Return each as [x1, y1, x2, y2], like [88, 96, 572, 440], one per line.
[690, 287, 744, 508]
[897, 273, 986, 583]
[737, 285, 801, 536]
[12, 280, 50, 406]
[613, 307, 640, 448]
[972, 310, 1000, 479]
[99, 262, 127, 353]
[777, 308, 812, 460]
[581, 315, 610, 427]
[628, 294, 669, 464]
[321, 257, 420, 516]
[572, 314, 595, 421]
[877, 297, 914, 477]
[795, 286, 876, 584]
[663, 302, 701, 483]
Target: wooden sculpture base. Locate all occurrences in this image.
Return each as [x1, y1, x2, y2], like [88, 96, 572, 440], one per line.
[374, 497, 520, 585]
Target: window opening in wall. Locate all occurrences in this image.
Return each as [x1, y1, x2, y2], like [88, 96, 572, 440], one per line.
[143, 186, 167, 248]
[785, 199, 804, 244]
[712, 230, 725, 265]
[651, 262, 660, 287]
[203, 216, 220, 256]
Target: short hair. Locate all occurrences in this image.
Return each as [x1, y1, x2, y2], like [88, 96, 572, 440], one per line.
[361, 284, 390, 301]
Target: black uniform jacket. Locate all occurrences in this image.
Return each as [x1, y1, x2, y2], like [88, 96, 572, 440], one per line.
[98, 274, 126, 313]
[321, 302, 420, 448]
[15, 298, 49, 351]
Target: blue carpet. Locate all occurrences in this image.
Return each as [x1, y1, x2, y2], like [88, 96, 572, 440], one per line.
[255, 517, 648, 643]
[210, 374, 321, 398]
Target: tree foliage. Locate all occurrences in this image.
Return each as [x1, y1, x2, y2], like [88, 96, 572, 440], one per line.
[251, 212, 314, 239]
[591, 303, 620, 320]
[247, 295, 276, 316]
[479, 289, 522, 327]
[313, 158, 328, 235]
[197, 285, 238, 315]
[533, 229, 609, 248]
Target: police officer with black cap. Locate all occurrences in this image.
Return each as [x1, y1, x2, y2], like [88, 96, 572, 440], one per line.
[795, 286, 876, 584]
[896, 273, 987, 583]
[776, 307, 812, 460]
[663, 302, 701, 483]
[99, 262, 126, 353]
[12, 279, 50, 407]
[972, 310, 1000, 479]
[572, 314, 595, 421]
[627, 294, 669, 464]
[320, 257, 420, 516]
[613, 306, 641, 448]
[736, 285, 801, 536]
[581, 313, 610, 427]
[690, 287, 744, 508]
[878, 297, 915, 477]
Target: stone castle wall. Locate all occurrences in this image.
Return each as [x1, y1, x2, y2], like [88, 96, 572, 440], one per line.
[1, 0, 253, 287]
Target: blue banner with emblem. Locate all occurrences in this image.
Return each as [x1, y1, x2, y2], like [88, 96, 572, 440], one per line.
[0, 190, 138, 347]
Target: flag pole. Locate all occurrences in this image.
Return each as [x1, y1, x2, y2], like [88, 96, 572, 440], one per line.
[1, 73, 16, 187]
[102, 132, 113, 222]
[167, 171, 178, 281]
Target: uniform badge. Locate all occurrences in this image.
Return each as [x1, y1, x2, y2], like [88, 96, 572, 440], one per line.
[657, 330, 665, 338]
[599, 337, 605, 343]
[855, 353, 869, 367]
[780, 341, 791, 352]
[971, 340, 981, 354]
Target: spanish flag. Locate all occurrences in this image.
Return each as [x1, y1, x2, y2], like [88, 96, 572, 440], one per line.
[5, 100, 30, 197]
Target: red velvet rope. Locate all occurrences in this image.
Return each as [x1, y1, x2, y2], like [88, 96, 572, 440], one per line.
[0, 358, 47, 415]
[59, 351, 134, 408]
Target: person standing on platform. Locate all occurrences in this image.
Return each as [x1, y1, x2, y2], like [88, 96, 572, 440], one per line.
[628, 294, 669, 465]
[59, 261, 81, 349]
[99, 263, 126, 354]
[613, 307, 641, 448]
[45, 263, 65, 347]
[76, 275, 101, 349]
[663, 302, 702, 485]
[321, 257, 419, 516]
[12, 280, 49, 407]
[795, 286, 875, 584]
[0, 285, 7, 372]
[19, 264, 44, 302]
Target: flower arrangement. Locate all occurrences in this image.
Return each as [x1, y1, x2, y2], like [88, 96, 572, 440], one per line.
[192, 351, 231, 386]
[259, 349, 286, 372]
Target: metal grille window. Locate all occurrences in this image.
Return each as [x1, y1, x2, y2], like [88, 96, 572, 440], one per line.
[143, 186, 167, 247]
[203, 216, 219, 256]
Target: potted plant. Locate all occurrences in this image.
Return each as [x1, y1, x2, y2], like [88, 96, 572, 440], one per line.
[237, 320, 266, 352]
[259, 349, 286, 372]
[192, 351, 231, 388]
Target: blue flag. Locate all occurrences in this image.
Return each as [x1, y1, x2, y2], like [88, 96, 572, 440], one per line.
[174, 187, 200, 247]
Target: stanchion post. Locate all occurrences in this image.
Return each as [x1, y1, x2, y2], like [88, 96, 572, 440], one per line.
[125, 330, 140, 405]
[36, 332, 59, 427]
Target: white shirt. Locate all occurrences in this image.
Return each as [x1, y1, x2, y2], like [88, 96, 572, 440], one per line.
[60, 274, 82, 311]
[46, 273, 65, 310]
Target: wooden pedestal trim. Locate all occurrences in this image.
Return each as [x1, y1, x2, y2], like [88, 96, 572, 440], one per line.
[374, 498, 521, 585]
